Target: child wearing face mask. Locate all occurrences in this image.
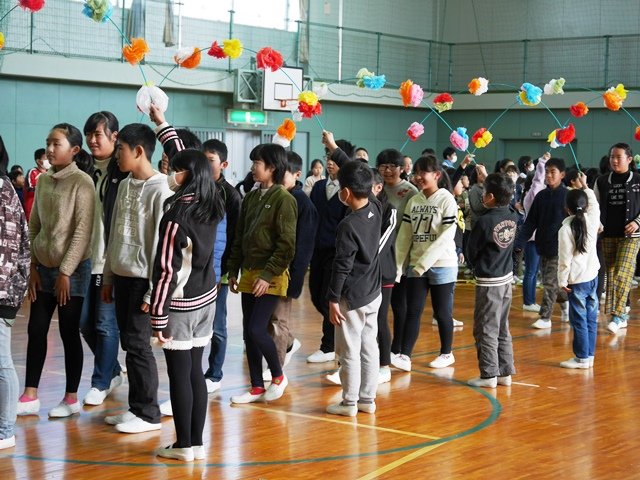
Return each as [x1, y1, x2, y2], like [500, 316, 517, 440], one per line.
[442, 147, 457, 169]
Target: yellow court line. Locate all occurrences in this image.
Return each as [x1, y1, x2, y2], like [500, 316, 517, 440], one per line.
[357, 444, 443, 480]
[231, 403, 440, 440]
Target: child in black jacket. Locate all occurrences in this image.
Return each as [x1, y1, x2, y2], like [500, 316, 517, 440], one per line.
[466, 173, 518, 388]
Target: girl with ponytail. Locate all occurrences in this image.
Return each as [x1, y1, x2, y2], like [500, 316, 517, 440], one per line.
[557, 172, 601, 369]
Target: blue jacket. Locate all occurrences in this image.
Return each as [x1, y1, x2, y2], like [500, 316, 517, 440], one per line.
[212, 214, 227, 280]
[288, 184, 319, 298]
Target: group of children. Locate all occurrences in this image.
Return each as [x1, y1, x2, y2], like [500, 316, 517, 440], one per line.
[0, 112, 636, 459]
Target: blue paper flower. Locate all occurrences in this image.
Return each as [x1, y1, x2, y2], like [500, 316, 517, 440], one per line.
[517, 82, 542, 106]
[364, 74, 386, 90]
[82, 0, 113, 23]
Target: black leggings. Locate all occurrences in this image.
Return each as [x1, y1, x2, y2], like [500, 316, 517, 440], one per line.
[25, 292, 84, 392]
[164, 347, 207, 448]
[397, 278, 455, 357]
[241, 294, 282, 388]
[390, 277, 409, 355]
[377, 286, 393, 366]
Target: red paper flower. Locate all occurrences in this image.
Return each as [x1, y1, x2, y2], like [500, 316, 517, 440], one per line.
[256, 47, 284, 72]
[635, 126, 640, 142]
[18, 0, 45, 13]
[122, 38, 149, 65]
[556, 123, 575, 145]
[433, 93, 454, 104]
[569, 102, 589, 118]
[207, 41, 226, 59]
[298, 101, 322, 118]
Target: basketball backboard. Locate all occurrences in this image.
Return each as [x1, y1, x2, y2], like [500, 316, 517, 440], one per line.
[262, 66, 304, 112]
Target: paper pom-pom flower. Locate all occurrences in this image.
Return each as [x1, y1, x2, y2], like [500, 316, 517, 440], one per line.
[136, 83, 169, 116]
[399, 80, 414, 106]
[174, 47, 201, 69]
[556, 123, 575, 145]
[472, 128, 493, 148]
[256, 47, 284, 72]
[356, 68, 375, 88]
[363, 74, 386, 90]
[122, 38, 149, 65]
[298, 91, 318, 107]
[517, 83, 542, 106]
[18, 0, 45, 13]
[207, 41, 225, 58]
[450, 127, 469, 151]
[603, 84, 628, 111]
[298, 101, 322, 119]
[408, 84, 424, 107]
[543, 78, 565, 95]
[312, 82, 328, 98]
[433, 93, 454, 113]
[547, 130, 560, 149]
[0, 32, 4, 50]
[570, 102, 589, 118]
[273, 119, 297, 147]
[468, 77, 489, 96]
[222, 39, 243, 59]
[407, 122, 424, 141]
[82, 0, 112, 23]
[634, 127, 640, 142]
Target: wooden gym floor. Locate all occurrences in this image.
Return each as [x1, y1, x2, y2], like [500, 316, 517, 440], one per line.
[0, 281, 638, 479]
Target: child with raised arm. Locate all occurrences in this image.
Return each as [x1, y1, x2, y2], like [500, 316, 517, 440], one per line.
[466, 173, 518, 388]
[558, 173, 600, 368]
[326, 161, 382, 417]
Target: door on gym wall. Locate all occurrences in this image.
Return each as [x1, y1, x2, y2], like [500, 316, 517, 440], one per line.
[225, 129, 262, 187]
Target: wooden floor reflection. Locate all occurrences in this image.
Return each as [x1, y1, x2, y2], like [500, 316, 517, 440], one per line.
[0, 282, 638, 479]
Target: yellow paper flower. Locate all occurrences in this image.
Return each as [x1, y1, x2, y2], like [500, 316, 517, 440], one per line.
[298, 91, 319, 107]
[222, 39, 243, 59]
[615, 83, 628, 100]
[0, 32, 4, 50]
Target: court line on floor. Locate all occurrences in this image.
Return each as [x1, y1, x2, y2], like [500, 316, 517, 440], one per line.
[357, 444, 444, 480]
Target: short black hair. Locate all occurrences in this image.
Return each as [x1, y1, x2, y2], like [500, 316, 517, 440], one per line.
[564, 168, 580, 186]
[442, 146, 455, 159]
[249, 143, 287, 184]
[8, 170, 23, 182]
[376, 148, 403, 167]
[335, 139, 355, 158]
[355, 147, 368, 155]
[84, 111, 119, 136]
[337, 160, 373, 199]
[504, 164, 519, 175]
[421, 148, 435, 155]
[286, 151, 303, 174]
[546, 157, 566, 172]
[518, 155, 532, 172]
[484, 173, 513, 206]
[34, 148, 45, 160]
[176, 129, 202, 150]
[10, 165, 23, 173]
[202, 139, 228, 162]
[117, 123, 156, 161]
[75, 149, 95, 176]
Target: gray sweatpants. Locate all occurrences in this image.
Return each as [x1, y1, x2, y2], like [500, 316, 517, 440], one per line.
[473, 283, 515, 379]
[335, 294, 382, 405]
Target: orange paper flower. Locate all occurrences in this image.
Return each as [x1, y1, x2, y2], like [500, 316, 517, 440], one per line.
[122, 38, 149, 65]
[603, 88, 624, 111]
[174, 47, 201, 69]
[569, 102, 589, 118]
[0, 32, 4, 50]
[399, 80, 413, 107]
[277, 119, 296, 141]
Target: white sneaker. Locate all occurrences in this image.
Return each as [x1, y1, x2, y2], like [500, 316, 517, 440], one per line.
[159, 399, 173, 417]
[205, 379, 221, 394]
[391, 353, 412, 372]
[109, 372, 125, 391]
[325, 369, 341, 385]
[429, 353, 455, 369]
[326, 402, 357, 417]
[264, 376, 288, 401]
[588, 356, 595, 367]
[262, 369, 273, 382]
[306, 350, 336, 363]
[283, 338, 302, 367]
[378, 366, 391, 384]
[432, 317, 464, 327]
[105, 410, 136, 425]
[16, 398, 40, 416]
[467, 377, 497, 388]
[156, 445, 194, 462]
[631, 279, 638, 288]
[497, 375, 512, 386]
[231, 389, 265, 404]
[625, 305, 631, 314]
[0, 436, 16, 450]
[560, 357, 590, 369]
[523, 304, 541, 313]
[193, 445, 205, 460]
[357, 402, 376, 414]
[531, 318, 552, 329]
[83, 387, 108, 406]
[607, 316, 628, 334]
[48, 400, 80, 418]
[114, 415, 161, 433]
[560, 302, 570, 322]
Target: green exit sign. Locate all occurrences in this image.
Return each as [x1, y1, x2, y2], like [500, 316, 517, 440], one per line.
[227, 109, 267, 125]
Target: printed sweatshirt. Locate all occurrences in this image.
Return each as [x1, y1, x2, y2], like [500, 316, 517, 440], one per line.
[395, 188, 458, 279]
[103, 172, 173, 303]
[557, 188, 601, 287]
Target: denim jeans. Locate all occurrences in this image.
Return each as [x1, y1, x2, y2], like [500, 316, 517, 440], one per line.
[523, 241, 541, 306]
[0, 319, 18, 439]
[79, 275, 121, 390]
[205, 284, 228, 382]
[568, 278, 598, 359]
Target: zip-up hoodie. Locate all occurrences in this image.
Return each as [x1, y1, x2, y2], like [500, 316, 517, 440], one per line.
[103, 172, 173, 303]
[395, 188, 458, 279]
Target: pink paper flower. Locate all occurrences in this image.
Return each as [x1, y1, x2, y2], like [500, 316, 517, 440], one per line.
[407, 122, 424, 141]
